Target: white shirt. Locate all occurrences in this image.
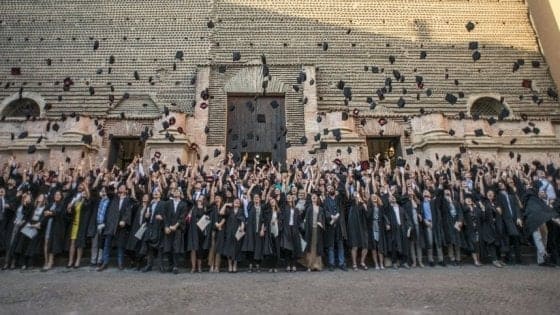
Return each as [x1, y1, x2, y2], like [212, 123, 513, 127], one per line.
[392, 204, 401, 226]
[289, 208, 295, 226]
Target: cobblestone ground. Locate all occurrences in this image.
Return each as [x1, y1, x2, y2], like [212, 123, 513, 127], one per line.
[1, 264, 559, 314]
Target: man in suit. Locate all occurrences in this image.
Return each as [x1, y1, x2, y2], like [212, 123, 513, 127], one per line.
[324, 184, 347, 271]
[163, 188, 187, 274]
[421, 189, 446, 266]
[97, 184, 132, 271]
[496, 181, 523, 264]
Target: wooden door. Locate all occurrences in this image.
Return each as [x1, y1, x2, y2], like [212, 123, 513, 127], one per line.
[226, 95, 286, 164]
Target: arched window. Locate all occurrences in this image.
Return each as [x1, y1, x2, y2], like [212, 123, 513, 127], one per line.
[470, 97, 509, 117]
[2, 98, 40, 117]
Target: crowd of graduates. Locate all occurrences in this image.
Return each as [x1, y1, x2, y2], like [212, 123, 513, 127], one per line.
[1, 150, 560, 274]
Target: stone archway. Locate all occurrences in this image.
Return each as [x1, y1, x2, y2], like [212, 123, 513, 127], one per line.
[0, 92, 46, 118]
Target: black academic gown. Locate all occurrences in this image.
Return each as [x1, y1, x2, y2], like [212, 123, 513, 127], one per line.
[346, 200, 369, 249]
[241, 203, 270, 261]
[223, 207, 245, 261]
[210, 203, 227, 256]
[45, 201, 66, 255]
[421, 197, 446, 248]
[302, 204, 325, 254]
[0, 196, 14, 252]
[463, 204, 483, 253]
[441, 198, 465, 247]
[163, 199, 187, 254]
[324, 194, 346, 248]
[365, 203, 388, 254]
[384, 202, 411, 255]
[15, 206, 44, 258]
[103, 196, 133, 248]
[280, 206, 303, 258]
[496, 191, 521, 237]
[126, 204, 148, 252]
[522, 191, 558, 236]
[140, 200, 166, 254]
[186, 206, 211, 253]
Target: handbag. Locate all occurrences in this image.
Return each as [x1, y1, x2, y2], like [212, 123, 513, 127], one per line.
[134, 223, 147, 240]
[21, 224, 38, 239]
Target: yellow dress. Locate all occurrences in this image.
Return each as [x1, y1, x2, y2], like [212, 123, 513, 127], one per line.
[70, 200, 82, 240]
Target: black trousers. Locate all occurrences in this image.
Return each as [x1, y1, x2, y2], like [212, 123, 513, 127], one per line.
[507, 235, 522, 262]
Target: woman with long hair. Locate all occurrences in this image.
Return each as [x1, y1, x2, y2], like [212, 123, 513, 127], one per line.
[15, 193, 46, 270]
[367, 194, 386, 270]
[301, 192, 325, 271]
[280, 194, 303, 272]
[347, 191, 369, 271]
[223, 198, 245, 273]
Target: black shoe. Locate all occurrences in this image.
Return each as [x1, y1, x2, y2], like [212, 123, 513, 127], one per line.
[428, 261, 435, 267]
[172, 267, 179, 274]
[142, 265, 152, 273]
[452, 261, 459, 266]
[339, 265, 348, 271]
[438, 261, 446, 267]
[159, 266, 166, 273]
[328, 265, 334, 272]
[96, 264, 108, 272]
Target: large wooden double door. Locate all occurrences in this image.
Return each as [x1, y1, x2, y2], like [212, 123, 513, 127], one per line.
[226, 95, 286, 164]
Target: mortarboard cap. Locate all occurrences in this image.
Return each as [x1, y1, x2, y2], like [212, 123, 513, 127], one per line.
[425, 159, 433, 168]
[474, 129, 484, 137]
[522, 126, 532, 134]
[472, 51, 481, 61]
[445, 93, 458, 104]
[420, 51, 427, 59]
[466, 21, 475, 32]
[300, 136, 308, 145]
[406, 147, 414, 155]
[389, 55, 396, 64]
[232, 51, 241, 61]
[270, 100, 280, 109]
[488, 117, 497, 125]
[448, 129, 455, 136]
[498, 129, 504, 136]
[532, 60, 540, 68]
[397, 97, 406, 108]
[18, 131, 28, 139]
[27, 145, 36, 154]
[468, 42, 478, 50]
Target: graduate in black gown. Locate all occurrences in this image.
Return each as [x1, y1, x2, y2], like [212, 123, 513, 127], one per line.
[241, 193, 269, 272]
[441, 189, 464, 265]
[126, 193, 150, 270]
[280, 194, 303, 272]
[208, 193, 225, 273]
[15, 193, 46, 270]
[163, 188, 187, 274]
[264, 197, 282, 273]
[462, 194, 483, 266]
[384, 193, 412, 269]
[4, 193, 33, 269]
[141, 189, 166, 272]
[42, 190, 65, 271]
[347, 191, 369, 271]
[223, 198, 245, 273]
[478, 188, 504, 268]
[98, 184, 133, 271]
[366, 194, 387, 270]
[186, 195, 210, 273]
[301, 192, 325, 271]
